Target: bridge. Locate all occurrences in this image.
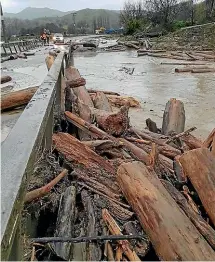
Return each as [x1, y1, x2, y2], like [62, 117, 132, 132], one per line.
[1, 45, 73, 260]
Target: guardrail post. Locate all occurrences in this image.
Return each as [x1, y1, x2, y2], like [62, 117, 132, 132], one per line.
[43, 105, 54, 150]
[8, 44, 13, 54]
[13, 44, 17, 53]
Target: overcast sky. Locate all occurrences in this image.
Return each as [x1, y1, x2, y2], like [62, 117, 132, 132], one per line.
[1, 0, 125, 13]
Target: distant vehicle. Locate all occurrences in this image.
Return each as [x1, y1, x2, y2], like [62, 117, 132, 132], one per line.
[53, 33, 64, 44]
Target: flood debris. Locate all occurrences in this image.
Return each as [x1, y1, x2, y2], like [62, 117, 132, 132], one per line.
[1, 75, 12, 84]
[23, 62, 215, 261]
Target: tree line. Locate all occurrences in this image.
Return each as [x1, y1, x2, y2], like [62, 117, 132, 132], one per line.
[3, 15, 116, 37]
[120, 0, 215, 34]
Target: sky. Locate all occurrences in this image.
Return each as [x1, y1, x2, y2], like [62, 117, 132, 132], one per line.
[1, 0, 125, 13]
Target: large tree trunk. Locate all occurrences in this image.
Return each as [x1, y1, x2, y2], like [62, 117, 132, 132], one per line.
[52, 132, 118, 193]
[162, 180, 215, 249]
[65, 66, 94, 140]
[162, 98, 185, 135]
[179, 148, 215, 226]
[117, 161, 215, 261]
[81, 190, 102, 261]
[65, 66, 93, 107]
[1, 86, 38, 111]
[92, 91, 113, 112]
[53, 186, 76, 260]
[91, 106, 129, 136]
[65, 77, 86, 88]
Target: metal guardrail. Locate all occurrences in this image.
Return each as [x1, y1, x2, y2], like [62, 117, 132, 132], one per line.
[1, 39, 42, 56]
[1, 47, 72, 260]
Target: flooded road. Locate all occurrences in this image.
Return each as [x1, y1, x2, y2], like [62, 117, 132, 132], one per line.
[1, 38, 214, 141]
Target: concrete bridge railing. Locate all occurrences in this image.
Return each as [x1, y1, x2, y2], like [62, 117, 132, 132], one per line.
[1, 47, 72, 260]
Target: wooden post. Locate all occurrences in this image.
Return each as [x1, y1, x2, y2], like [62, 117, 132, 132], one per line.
[117, 161, 215, 261]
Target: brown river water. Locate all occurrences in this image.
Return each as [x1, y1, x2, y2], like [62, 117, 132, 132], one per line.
[1, 37, 215, 142]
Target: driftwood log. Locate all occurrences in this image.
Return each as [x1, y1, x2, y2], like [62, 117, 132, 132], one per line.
[65, 77, 86, 88]
[162, 98, 185, 135]
[53, 185, 76, 260]
[65, 66, 93, 107]
[1, 75, 12, 84]
[106, 95, 140, 108]
[179, 148, 215, 226]
[117, 161, 215, 260]
[87, 89, 120, 96]
[92, 91, 113, 112]
[1, 86, 38, 111]
[65, 66, 94, 140]
[162, 180, 215, 249]
[91, 106, 129, 136]
[81, 190, 102, 260]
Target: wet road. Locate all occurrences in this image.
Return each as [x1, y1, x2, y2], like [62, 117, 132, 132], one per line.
[1, 38, 215, 142]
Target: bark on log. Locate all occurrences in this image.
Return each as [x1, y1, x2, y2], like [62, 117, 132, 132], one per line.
[87, 89, 120, 96]
[106, 95, 140, 108]
[65, 66, 93, 107]
[92, 91, 113, 112]
[81, 190, 102, 261]
[91, 106, 129, 136]
[45, 55, 55, 70]
[1, 75, 12, 84]
[203, 128, 215, 148]
[65, 77, 86, 88]
[173, 155, 187, 182]
[52, 132, 118, 193]
[182, 134, 203, 149]
[1, 86, 38, 112]
[162, 98, 185, 135]
[53, 132, 115, 175]
[119, 138, 150, 165]
[179, 148, 215, 226]
[54, 186, 76, 260]
[162, 180, 215, 249]
[117, 161, 215, 261]
[81, 140, 118, 150]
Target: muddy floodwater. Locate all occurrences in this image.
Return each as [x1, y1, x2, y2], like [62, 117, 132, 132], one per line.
[1, 38, 215, 142]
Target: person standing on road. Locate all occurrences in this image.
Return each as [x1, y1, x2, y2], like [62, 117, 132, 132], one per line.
[46, 29, 50, 45]
[40, 32, 47, 45]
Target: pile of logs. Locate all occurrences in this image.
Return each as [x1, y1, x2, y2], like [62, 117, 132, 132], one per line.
[26, 62, 215, 261]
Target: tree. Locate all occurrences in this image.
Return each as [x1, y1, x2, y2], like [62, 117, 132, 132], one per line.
[205, 0, 215, 20]
[146, 0, 179, 28]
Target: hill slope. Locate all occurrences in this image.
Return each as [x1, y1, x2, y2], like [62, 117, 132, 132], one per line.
[4, 7, 71, 20]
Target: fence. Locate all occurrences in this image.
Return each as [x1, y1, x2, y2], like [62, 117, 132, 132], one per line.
[1, 46, 73, 260]
[1, 39, 42, 56]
